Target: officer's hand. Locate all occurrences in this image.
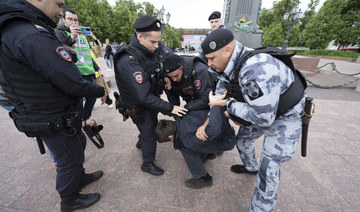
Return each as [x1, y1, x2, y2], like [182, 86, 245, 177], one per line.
[82, 118, 96, 128]
[171, 105, 188, 117]
[70, 24, 82, 41]
[209, 91, 227, 107]
[164, 77, 172, 90]
[100, 95, 106, 105]
[224, 111, 242, 126]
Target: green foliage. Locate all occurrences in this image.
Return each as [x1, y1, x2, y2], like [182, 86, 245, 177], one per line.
[259, 0, 359, 49]
[288, 49, 359, 58]
[63, 0, 183, 48]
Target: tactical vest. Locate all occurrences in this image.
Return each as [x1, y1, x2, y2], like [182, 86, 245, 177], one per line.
[0, 12, 78, 110]
[65, 31, 94, 76]
[114, 43, 163, 99]
[170, 56, 207, 103]
[225, 46, 307, 117]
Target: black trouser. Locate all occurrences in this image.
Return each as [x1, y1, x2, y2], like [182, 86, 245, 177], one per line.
[41, 131, 86, 197]
[134, 109, 158, 163]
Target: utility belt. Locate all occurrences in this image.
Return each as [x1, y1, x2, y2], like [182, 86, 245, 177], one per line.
[9, 109, 81, 137]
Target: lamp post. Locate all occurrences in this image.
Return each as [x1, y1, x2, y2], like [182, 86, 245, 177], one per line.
[157, 6, 170, 42]
[282, 5, 302, 52]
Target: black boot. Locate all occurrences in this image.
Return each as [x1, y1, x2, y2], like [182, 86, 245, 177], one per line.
[61, 193, 100, 212]
[141, 161, 164, 176]
[136, 140, 142, 149]
[185, 173, 213, 189]
[79, 170, 103, 190]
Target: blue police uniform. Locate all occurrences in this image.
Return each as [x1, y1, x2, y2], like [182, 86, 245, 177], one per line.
[114, 32, 173, 166]
[165, 56, 213, 111]
[174, 106, 236, 179]
[0, 0, 104, 201]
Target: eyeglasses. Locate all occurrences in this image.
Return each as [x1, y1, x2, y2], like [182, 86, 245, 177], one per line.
[65, 17, 78, 23]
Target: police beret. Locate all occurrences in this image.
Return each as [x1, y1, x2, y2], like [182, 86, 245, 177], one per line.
[133, 15, 161, 32]
[201, 28, 234, 54]
[208, 11, 221, 21]
[163, 54, 182, 73]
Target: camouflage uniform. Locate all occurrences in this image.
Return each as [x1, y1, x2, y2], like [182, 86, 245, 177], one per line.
[214, 41, 305, 212]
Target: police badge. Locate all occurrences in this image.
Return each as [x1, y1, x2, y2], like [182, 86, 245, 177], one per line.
[243, 80, 263, 101]
[194, 80, 201, 90]
[209, 41, 216, 50]
[55, 46, 72, 62]
[133, 71, 143, 84]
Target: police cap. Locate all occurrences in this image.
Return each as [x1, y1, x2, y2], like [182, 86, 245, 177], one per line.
[133, 15, 161, 32]
[208, 11, 221, 21]
[201, 28, 234, 55]
[163, 54, 182, 73]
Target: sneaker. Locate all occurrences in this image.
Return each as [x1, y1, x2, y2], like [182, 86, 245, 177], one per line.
[107, 104, 114, 109]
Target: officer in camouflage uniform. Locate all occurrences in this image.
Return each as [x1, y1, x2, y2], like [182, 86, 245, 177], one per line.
[198, 28, 306, 212]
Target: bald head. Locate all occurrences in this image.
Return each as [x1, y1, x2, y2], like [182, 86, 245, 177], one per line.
[26, 0, 64, 22]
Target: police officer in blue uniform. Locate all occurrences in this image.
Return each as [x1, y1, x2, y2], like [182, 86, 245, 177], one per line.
[114, 15, 187, 176]
[162, 54, 213, 111]
[0, 0, 106, 211]
[155, 106, 235, 189]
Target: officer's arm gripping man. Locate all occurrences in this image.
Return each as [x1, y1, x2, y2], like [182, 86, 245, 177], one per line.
[117, 56, 173, 113]
[226, 54, 285, 127]
[2, 20, 104, 98]
[184, 62, 212, 110]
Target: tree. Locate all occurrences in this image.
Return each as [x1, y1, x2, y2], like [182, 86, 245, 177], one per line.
[302, 0, 359, 49]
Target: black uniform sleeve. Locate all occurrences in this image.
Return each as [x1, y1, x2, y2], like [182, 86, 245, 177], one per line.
[55, 28, 75, 46]
[165, 88, 181, 106]
[7, 24, 104, 98]
[204, 106, 225, 141]
[117, 57, 173, 113]
[184, 62, 212, 110]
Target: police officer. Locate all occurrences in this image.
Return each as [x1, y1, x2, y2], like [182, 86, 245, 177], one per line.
[0, 0, 106, 211]
[162, 54, 213, 111]
[198, 11, 225, 62]
[199, 28, 306, 211]
[114, 15, 187, 176]
[155, 106, 235, 189]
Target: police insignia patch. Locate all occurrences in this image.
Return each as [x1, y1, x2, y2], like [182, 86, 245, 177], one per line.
[243, 80, 263, 101]
[133, 71, 143, 84]
[209, 41, 216, 50]
[194, 80, 201, 90]
[55, 46, 72, 62]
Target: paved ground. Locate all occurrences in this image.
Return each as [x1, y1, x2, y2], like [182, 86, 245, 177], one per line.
[0, 57, 360, 212]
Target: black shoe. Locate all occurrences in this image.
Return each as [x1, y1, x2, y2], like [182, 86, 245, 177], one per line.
[230, 164, 258, 175]
[136, 140, 142, 149]
[141, 161, 164, 176]
[61, 193, 100, 212]
[185, 175, 213, 189]
[79, 171, 103, 190]
[201, 153, 217, 163]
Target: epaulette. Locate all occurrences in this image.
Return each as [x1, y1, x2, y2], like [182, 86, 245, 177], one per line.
[33, 24, 49, 33]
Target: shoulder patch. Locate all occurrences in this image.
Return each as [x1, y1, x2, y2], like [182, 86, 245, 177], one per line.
[194, 80, 201, 90]
[55, 46, 72, 62]
[133, 71, 143, 84]
[242, 80, 264, 101]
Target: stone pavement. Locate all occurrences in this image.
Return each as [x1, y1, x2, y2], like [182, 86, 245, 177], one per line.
[1, 57, 360, 212]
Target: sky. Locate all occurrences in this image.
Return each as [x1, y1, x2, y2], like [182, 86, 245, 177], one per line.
[107, 0, 325, 29]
